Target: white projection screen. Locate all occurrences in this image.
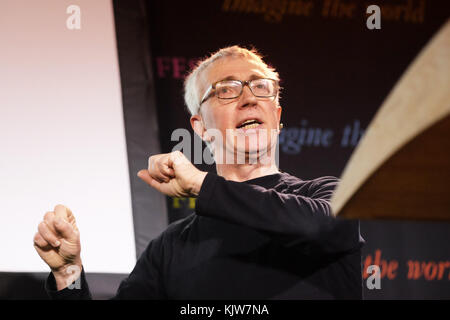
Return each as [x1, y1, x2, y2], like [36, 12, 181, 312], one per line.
[0, 0, 136, 273]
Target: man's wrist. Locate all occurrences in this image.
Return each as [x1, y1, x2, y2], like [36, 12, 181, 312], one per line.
[52, 262, 83, 291]
[191, 171, 208, 197]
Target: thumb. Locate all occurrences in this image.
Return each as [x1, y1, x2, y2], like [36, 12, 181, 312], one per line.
[137, 169, 153, 185]
[54, 204, 78, 231]
[54, 216, 78, 242]
[138, 169, 165, 192]
[54, 204, 79, 239]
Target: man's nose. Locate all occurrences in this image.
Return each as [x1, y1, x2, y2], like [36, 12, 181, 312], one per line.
[238, 85, 257, 108]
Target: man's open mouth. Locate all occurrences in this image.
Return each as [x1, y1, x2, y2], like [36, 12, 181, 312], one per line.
[236, 119, 262, 130]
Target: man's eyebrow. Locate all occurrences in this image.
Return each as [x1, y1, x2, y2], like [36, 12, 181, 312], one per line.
[221, 75, 238, 81]
[218, 74, 265, 82]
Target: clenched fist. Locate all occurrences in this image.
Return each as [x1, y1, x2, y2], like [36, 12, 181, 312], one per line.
[34, 204, 82, 290]
[138, 150, 207, 197]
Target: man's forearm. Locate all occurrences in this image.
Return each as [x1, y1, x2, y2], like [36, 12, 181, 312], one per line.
[196, 173, 362, 255]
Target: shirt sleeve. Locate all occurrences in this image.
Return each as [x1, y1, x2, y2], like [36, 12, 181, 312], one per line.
[195, 173, 364, 256]
[45, 266, 92, 300]
[45, 237, 167, 300]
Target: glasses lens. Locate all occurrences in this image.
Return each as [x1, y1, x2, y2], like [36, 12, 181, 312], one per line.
[215, 81, 242, 99]
[250, 79, 276, 97]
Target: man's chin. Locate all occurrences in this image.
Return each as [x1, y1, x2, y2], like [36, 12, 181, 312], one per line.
[235, 145, 271, 162]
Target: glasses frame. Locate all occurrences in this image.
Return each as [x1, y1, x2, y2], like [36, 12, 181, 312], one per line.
[199, 78, 279, 106]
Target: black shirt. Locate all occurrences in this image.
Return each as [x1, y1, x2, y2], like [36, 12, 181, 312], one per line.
[45, 172, 364, 299]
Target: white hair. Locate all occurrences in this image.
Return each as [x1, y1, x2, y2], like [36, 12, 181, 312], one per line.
[183, 45, 280, 116]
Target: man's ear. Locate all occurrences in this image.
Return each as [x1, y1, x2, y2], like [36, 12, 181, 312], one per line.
[190, 114, 208, 142]
[277, 105, 282, 122]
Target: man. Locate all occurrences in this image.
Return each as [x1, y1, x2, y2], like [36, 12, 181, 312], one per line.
[34, 46, 364, 299]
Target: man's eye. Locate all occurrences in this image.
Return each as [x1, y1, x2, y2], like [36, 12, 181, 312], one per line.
[254, 83, 270, 91]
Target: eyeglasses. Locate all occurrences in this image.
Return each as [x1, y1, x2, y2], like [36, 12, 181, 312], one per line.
[199, 78, 279, 106]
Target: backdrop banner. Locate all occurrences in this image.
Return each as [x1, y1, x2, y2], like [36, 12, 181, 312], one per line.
[145, 0, 450, 299]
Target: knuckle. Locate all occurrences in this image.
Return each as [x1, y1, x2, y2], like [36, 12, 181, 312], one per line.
[34, 233, 47, 247]
[43, 211, 54, 222]
[61, 222, 71, 233]
[148, 157, 156, 169]
[43, 211, 53, 218]
[38, 221, 47, 232]
[157, 161, 165, 170]
[55, 217, 66, 228]
[38, 222, 55, 239]
[33, 232, 41, 243]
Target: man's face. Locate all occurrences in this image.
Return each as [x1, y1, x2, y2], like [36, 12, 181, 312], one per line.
[194, 57, 282, 162]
